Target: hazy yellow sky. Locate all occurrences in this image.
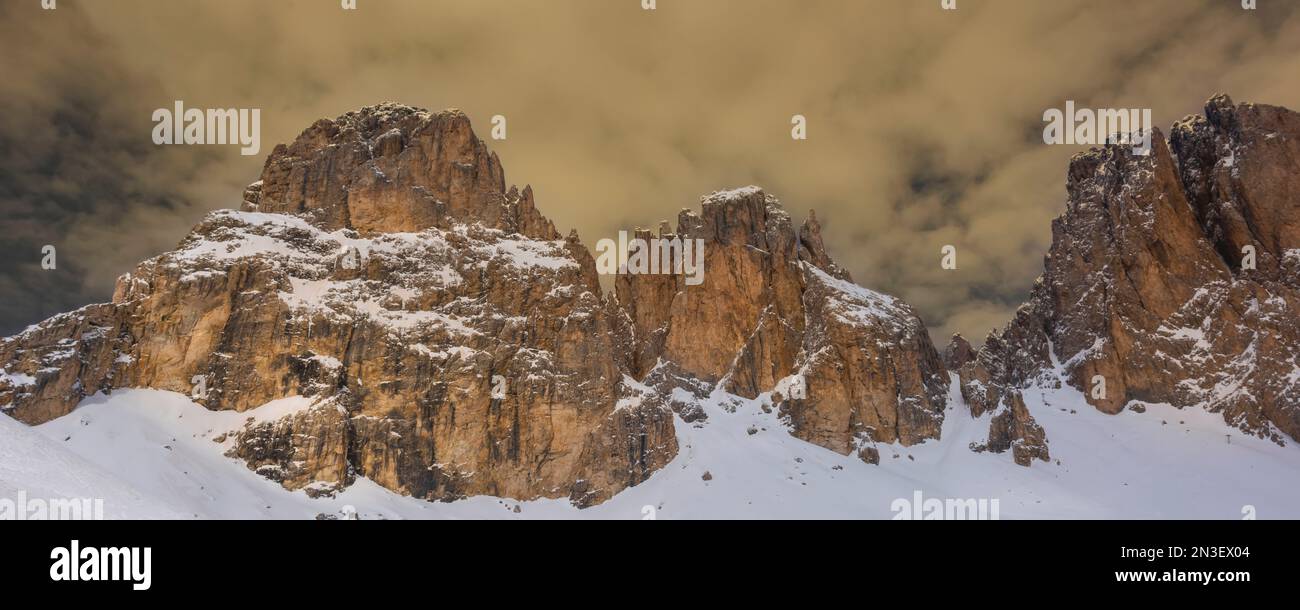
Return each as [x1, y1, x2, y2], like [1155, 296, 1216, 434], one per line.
[3, 0, 1299, 342]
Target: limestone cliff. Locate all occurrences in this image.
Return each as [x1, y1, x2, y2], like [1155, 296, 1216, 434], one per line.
[616, 186, 949, 459]
[0, 103, 948, 505]
[959, 95, 1300, 458]
[0, 105, 667, 506]
[6, 95, 1296, 507]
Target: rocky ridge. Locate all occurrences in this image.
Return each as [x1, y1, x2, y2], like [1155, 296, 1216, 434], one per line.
[0, 103, 947, 505]
[3, 95, 1296, 507]
[958, 94, 1300, 460]
[615, 186, 949, 460]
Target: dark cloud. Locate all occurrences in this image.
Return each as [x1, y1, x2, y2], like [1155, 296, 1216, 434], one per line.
[0, 4, 200, 332]
[2, 0, 1299, 343]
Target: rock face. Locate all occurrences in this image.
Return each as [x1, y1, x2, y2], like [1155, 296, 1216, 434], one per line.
[0, 103, 949, 505]
[9, 95, 1291, 503]
[248, 104, 559, 240]
[0, 305, 125, 426]
[943, 334, 974, 370]
[616, 187, 949, 458]
[962, 94, 1300, 452]
[0, 104, 671, 506]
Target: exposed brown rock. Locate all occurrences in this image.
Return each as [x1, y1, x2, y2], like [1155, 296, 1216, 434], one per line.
[228, 398, 351, 496]
[2, 104, 947, 504]
[617, 187, 948, 459]
[1172, 94, 1300, 281]
[943, 333, 974, 371]
[0, 105, 671, 506]
[15, 94, 1294, 504]
[0, 305, 127, 425]
[963, 95, 1300, 450]
[985, 391, 1050, 467]
[778, 265, 947, 451]
[247, 103, 558, 240]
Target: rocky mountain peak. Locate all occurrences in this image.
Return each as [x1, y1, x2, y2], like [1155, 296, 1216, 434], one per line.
[0, 106, 956, 506]
[943, 333, 974, 370]
[1170, 93, 1300, 281]
[245, 104, 557, 239]
[618, 185, 947, 457]
[961, 94, 1300, 457]
[7, 95, 1294, 510]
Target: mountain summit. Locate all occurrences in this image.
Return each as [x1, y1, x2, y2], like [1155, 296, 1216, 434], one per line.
[2, 96, 1297, 509]
[0, 103, 946, 505]
[959, 94, 1300, 454]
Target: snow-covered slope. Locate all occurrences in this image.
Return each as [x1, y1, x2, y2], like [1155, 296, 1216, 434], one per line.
[0, 403, 182, 519]
[9, 377, 1298, 519]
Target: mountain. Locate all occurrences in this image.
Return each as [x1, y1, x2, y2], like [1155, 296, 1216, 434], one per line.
[958, 95, 1300, 459]
[0, 103, 943, 507]
[615, 186, 948, 462]
[2, 95, 1298, 517]
[1, 105, 669, 505]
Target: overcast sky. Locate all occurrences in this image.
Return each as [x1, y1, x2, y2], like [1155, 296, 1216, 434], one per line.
[3, 0, 1299, 344]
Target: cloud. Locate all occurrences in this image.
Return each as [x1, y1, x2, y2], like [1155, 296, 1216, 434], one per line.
[2, 0, 1299, 344]
[0, 3, 230, 332]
